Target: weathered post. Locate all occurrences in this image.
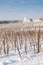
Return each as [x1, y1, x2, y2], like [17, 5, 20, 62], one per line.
[36, 31, 40, 53]
[3, 39, 6, 54]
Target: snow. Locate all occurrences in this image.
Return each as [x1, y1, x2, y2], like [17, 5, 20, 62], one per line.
[0, 38, 43, 65]
[0, 48, 43, 65]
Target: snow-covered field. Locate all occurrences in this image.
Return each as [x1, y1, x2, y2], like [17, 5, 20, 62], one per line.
[0, 48, 43, 65]
[0, 39, 43, 65]
[0, 20, 43, 65]
[0, 32, 43, 65]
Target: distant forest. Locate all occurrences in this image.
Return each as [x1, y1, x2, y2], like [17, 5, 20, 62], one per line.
[0, 20, 19, 24]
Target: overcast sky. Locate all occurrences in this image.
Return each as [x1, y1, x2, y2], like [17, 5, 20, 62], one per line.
[0, 0, 43, 20]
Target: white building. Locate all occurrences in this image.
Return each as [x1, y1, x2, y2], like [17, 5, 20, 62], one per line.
[23, 17, 32, 22]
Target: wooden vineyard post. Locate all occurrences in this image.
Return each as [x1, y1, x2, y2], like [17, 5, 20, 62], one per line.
[36, 31, 40, 53]
[3, 39, 6, 54]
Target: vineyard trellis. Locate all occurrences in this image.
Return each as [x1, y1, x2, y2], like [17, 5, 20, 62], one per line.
[0, 22, 43, 57]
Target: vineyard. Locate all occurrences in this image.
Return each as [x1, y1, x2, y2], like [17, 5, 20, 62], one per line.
[0, 21, 43, 65]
